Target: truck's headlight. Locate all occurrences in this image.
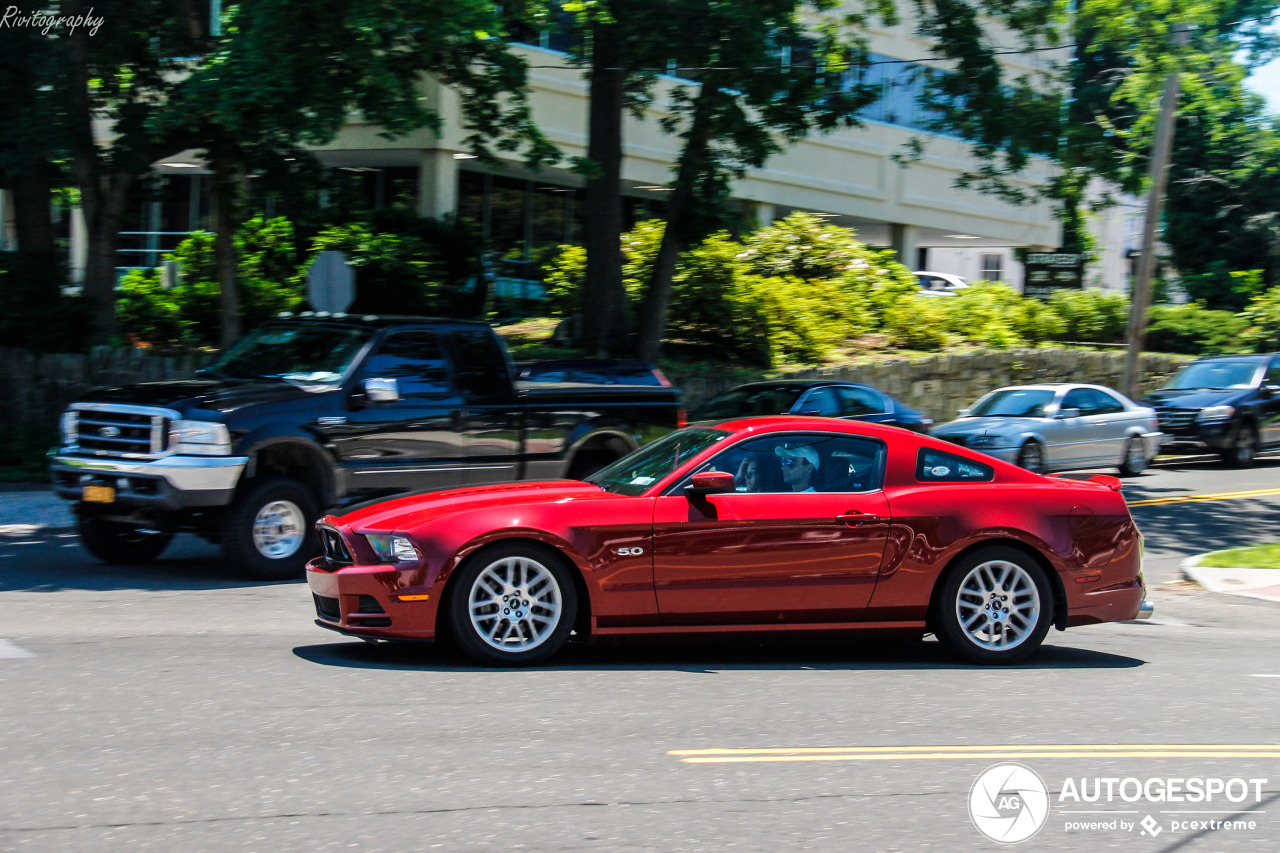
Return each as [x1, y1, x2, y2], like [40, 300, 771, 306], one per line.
[1196, 405, 1235, 421]
[61, 411, 78, 445]
[171, 420, 232, 455]
[365, 534, 421, 563]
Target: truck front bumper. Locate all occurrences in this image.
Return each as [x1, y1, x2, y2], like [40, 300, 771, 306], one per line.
[50, 453, 248, 511]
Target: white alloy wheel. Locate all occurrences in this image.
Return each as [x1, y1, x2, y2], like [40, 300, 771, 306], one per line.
[1120, 437, 1148, 476]
[955, 559, 1042, 651]
[251, 499, 306, 559]
[468, 555, 564, 652]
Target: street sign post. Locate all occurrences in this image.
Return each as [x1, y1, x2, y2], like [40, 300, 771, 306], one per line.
[1023, 252, 1085, 299]
[307, 250, 355, 313]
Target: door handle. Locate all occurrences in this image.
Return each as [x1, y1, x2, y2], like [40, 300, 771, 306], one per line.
[836, 511, 880, 526]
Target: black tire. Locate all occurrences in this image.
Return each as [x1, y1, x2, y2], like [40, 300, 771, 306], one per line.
[1118, 436, 1149, 476]
[933, 546, 1054, 665]
[566, 450, 616, 481]
[446, 541, 578, 667]
[220, 477, 319, 581]
[1016, 440, 1046, 475]
[1220, 421, 1258, 468]
[77, 513, 172, 564]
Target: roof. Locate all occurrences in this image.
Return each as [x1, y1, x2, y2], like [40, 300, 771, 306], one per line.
[703, 415, 910, 441]
[271, 313, 492, 330]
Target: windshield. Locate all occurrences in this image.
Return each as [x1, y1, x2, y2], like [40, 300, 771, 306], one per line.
[968, 389, 1056, 418]
[586, 428, 730, 496]
[1163, 360, 1262, 391]
[698, 386, 805, 419]
[209, 323, 372, 384]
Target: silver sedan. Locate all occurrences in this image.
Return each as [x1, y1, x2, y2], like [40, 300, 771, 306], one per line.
[930, 383, 1163, 475]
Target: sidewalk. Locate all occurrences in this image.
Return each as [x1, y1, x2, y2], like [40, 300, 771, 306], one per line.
[1182, 555, 1280, 604]
[0, 487, 74, 531]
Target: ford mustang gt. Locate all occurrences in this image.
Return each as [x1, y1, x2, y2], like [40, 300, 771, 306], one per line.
[307, 417, 1151, 666]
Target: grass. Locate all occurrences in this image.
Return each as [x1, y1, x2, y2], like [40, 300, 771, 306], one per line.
[0, 425, 58, 484]
[1199, 543, 1280, 569]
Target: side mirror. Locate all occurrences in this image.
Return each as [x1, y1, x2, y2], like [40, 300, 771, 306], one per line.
[364, 377, 401, 403]
[1056, 407, 1081, 419]
[1263, 384, 1280, 398]
[797, 407, 823, 416]
[685, 471, 736, 497]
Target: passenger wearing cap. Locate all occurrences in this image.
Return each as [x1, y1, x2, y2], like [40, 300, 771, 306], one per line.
[776, 444, 819, 492]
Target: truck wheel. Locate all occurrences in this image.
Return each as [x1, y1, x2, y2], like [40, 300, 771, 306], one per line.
[221, 477, 318, 581]
[78, 513, 172, 564]
[447, 542, 578, 667]
[1220, 422, 1258, 468]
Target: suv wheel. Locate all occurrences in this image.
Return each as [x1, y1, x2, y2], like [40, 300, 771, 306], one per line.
[221, 477, 319, 581]
[78, 513, 172, 564]
[1220, 422, 1258, 468]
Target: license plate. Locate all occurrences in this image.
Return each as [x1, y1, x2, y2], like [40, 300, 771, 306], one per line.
[82, 485, 115, 503]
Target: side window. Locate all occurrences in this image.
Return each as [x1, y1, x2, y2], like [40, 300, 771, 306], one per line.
[449, 329, 514, 401]
[692, 433, 884, 494]
[916, 448, 993, 482]
[359, 332, 451, 396]
[799, 388, 840, 416]
[1060, 388, 1090, 414]
[1090, 389, 1125, 415]
[837, 386, 885, 416]
[1266, 361, 1280, 386]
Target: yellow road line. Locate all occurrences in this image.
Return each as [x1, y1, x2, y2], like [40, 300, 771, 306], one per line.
[1128, 487, 1280, 507]
[670, 745, 1280, 763]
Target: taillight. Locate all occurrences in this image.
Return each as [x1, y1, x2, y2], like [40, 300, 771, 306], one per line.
[653, 368, 672, 386]
[677, 406, 687, 429]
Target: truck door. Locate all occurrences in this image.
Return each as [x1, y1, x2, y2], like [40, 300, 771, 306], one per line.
[447, 328, 523, 485]
[328, 330, 467, 496]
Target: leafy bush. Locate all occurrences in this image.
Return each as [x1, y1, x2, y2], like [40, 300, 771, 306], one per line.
[1046, 289, 1129, 344]
[1239, 285, 1280, 352]
[884, 295, 953, 350]
[1145, 303, 1247, 354]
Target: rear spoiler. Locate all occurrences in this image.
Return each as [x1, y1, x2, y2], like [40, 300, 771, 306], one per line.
[1048, 473, 1123, 491]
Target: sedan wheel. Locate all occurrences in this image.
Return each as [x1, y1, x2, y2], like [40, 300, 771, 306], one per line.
[1118, 437, 1149, 476]
[1220, 422, 1258, 468]
[1016, 440, 1046, 474]
[449, 543, 578, 667]
[935, 546, 1053, 665]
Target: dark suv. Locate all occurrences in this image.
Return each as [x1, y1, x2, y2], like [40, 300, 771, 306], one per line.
[1141, 354, 1280, 467]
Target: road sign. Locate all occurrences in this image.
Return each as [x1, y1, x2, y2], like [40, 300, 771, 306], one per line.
[307, 250, 355, 313]
[1024, 252, 1084, 299]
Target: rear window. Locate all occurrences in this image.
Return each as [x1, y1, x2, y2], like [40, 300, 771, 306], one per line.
[916, 448, 993, 482]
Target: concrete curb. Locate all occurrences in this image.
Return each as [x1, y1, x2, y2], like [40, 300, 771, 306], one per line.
[1182, 554, 1280, 604]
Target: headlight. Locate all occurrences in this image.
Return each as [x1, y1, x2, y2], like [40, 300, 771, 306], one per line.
[968, 434, 1003, 447]
[365, 534, 422, 563]
[1196, 405, 1235, 421]
[61, 410, 78, 445]
[170, 420, 232, 455]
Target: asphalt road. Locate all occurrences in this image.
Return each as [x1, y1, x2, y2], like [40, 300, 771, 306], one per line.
[2, 455, 1280, 852]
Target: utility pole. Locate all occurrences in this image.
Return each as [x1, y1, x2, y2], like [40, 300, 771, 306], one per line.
[1122, 22, 1189, 400]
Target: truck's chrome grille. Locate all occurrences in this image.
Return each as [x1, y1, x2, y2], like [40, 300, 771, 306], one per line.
[71, 405, 171, 457]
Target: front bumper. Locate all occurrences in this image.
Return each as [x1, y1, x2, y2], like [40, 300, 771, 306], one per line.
[1158, 419, 1233, 451]
[307, 557, 441, 641]
[50, 453, 247, 511]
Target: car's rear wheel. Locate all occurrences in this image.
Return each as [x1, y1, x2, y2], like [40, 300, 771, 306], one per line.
[448, 542, 578, 667]
[1118, 436, 1149, 476]
[1220, 422, 1258, 468]
[934, 546, 1053, 665]
[1016, 440, 1046, 474]
[78, 512, 172, 564]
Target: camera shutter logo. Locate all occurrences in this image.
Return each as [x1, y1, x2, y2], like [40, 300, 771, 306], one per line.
[969, 763, 1051, 843]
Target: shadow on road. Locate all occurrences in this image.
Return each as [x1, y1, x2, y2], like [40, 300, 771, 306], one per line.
[293, 636, 1144, 673]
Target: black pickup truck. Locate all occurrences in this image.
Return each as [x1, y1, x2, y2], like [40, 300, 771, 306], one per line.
[50, 315, 684, 580]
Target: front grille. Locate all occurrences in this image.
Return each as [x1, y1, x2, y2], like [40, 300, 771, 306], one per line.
[1156, 408, 1198, 434]
[314, 594, 341, 621]
[72, 407, 169, 456]
[320, 527, 353, 566]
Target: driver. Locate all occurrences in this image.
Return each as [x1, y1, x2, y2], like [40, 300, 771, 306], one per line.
[776, 444, 819, 492]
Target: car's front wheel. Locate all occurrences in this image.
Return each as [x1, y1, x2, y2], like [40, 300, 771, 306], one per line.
[1220, 422, 1258, 468]
[78, 512, 172, 564]
[1016, 440, 1046, 474]
[934, 546, 1053, 665]
[1118, 436, 1149, 476]
[447, 542, 578, 667]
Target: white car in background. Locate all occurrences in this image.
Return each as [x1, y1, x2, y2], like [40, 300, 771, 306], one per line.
[913, 271, 970, 296]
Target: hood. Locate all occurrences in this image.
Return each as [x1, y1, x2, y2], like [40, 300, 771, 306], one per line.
[1141, 387, 1249, 408]
[335, 480, 621, 532]
[80, 379, 313, 415]
[932, 416, 1037, 436]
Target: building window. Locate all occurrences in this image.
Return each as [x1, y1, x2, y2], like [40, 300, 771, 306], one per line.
[980, 254, 1003, 282]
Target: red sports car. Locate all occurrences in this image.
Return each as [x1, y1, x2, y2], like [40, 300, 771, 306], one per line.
[306, 417, 1151, 666]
